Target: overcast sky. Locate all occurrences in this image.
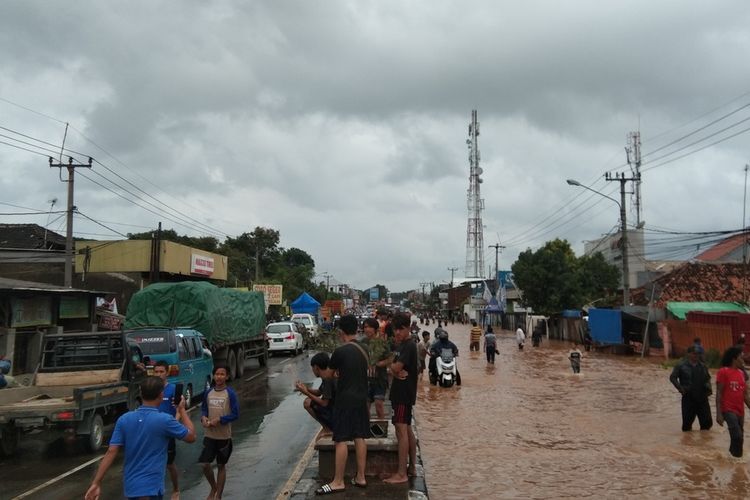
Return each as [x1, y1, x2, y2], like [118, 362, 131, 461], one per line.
[2, 1, 749, 292]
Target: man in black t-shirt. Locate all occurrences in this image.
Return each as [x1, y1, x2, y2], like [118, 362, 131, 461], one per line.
[384, 312, 418, 484]
[316, 314, 369, 494]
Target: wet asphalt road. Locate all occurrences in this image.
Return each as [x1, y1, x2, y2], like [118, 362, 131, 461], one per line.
[0, 351, 320, 500]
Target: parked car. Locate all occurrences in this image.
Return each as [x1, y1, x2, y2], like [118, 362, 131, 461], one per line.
[291, 313, 319, 337]
[126, 328, 213, 407]
[266, 322, 305, 356]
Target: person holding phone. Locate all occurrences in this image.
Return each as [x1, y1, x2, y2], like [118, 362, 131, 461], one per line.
[85, 376, 196, 500]
[153, 360, 183, 499]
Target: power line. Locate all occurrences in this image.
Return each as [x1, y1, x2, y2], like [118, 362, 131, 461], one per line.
[0, 211, 66, 216]
[75, 211, 129, 238]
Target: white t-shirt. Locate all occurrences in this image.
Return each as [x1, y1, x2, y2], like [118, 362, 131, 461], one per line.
[569, 349, 583, 364]
[516, 328, 525, 343]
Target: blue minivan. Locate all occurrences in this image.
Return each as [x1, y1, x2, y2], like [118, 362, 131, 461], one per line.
[125, 328, 214, 407]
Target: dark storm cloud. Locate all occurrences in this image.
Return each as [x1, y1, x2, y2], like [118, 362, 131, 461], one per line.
[2, 0, 750, 290]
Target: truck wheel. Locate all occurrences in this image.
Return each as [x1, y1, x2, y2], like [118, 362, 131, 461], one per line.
[227, 349, 237, 381]
[0, 425, 19, 456]
[236, 347, 245, 377]
[184, 385, 193, 408]
[86, 415, 104, 452]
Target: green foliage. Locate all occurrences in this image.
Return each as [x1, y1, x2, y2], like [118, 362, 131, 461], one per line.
[704, 348, 721, 369]
[511, 238, 620, 315]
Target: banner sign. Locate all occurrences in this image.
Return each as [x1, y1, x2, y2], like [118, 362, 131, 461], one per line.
[190, 254, 215, 276]
[369, 288, 379, 300]
[11, 297, 52, 328]
[253, 284, 283, 305]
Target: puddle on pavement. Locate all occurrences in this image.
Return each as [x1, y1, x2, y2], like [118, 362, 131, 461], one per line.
[415, 323, 748, 499]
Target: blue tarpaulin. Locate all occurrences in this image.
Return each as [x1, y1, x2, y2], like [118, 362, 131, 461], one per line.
[562, 309, 582, 318]
[290, 292, 321, 315]
[588, 308, 622, 345]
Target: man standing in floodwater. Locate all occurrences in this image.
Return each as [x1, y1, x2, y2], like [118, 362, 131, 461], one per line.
[716, 347, 750, 457]
[670, 346, 712, 432]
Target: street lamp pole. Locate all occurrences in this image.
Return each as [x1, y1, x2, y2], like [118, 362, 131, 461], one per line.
[567, 178, 630, 306]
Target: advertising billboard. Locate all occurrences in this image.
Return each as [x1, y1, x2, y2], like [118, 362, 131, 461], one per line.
[253, 284, 283, 306]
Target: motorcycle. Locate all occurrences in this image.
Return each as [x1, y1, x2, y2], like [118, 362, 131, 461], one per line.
[431, 348, 457, 388]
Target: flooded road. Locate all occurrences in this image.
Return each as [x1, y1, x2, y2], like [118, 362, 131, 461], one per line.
[417, 322, 750, 499]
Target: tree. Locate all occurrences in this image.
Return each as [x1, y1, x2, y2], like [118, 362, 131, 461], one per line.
[220, 227, 281, 286]
[511, 238, 619, 315]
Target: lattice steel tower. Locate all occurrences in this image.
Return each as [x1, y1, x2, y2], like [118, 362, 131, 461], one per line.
[465, 110, 485, 278]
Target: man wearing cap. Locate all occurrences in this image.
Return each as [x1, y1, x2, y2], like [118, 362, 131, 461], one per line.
[669, 346, 713, 432]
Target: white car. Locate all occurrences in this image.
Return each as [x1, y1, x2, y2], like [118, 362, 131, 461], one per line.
[266, 322, 305, 356]
[291, 313, 319, 337]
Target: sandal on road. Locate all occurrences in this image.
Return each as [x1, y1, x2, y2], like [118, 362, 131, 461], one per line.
[315, 484, 345, 495]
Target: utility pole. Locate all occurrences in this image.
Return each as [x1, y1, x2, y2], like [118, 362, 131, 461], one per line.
[743, 164, 749, 304]
[50, 156, 92, 287]
[605, 171, 639, 306]
[321, 272, 332, 299]
[447, 267, 458, 287]
[488, 243, 505, 286]
[419, 281, 430, 303]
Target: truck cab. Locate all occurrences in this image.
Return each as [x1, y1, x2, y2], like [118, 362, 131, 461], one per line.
[126, 328, 213, 407]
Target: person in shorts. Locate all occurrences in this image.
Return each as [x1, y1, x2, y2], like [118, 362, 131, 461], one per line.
[383, 313, 418, 484]
[417, 331, 430, 379]
[296, 352, 336, 434]
[200, 365, 239, 500]
[361, 317, 391, 419]
[316, 314, 369, 494]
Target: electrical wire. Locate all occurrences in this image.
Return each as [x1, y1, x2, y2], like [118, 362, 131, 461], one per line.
[75, 211, 129, 238]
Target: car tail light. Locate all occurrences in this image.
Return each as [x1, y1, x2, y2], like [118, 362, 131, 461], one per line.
[286, 333, 295, 340]
[55, 411, 75, 420]
[168, 364, 180, 376]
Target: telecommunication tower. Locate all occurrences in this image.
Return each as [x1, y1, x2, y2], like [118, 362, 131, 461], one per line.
[465, 110, 485, 278]
[625, 131, 643, 227]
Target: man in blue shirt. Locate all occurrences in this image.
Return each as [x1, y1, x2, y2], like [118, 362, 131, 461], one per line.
[85, 376, 196, 500]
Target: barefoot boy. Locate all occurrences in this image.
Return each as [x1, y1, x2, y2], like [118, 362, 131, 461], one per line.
[200, 365, 239, 500]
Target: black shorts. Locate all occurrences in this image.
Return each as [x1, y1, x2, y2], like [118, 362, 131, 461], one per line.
[311, 401, 334, 430]
[332, 405, 370, 442]
[391, 403, 413, 425]
[198, 437, 233, 465]
[167, 437, 176, 465]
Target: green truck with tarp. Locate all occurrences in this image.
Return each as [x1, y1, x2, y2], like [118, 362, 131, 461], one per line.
[125, 281, 267, 380]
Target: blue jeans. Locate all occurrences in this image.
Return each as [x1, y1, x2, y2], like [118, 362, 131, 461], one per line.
[723, 411, 744, 457]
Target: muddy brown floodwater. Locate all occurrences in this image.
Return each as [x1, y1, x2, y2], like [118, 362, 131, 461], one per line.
[415, 323, 750, 499]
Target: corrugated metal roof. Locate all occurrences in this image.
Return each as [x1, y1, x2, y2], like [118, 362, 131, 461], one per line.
[666, 301, 748, 320]
[0, 277, 107, 294]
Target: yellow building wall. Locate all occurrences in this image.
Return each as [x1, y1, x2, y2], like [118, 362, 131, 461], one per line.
[75, 240, 228, 281]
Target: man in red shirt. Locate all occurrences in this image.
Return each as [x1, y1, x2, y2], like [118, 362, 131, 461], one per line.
[716, 347, 750, 457]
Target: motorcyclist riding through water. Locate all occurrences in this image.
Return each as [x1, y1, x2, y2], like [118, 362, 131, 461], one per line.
[429, 331, 461, 386]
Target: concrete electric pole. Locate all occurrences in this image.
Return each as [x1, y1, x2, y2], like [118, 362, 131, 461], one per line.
[605, 171, 640, 306]
[50, 156, 92, 288]
[447, 267, 458, 287]
[488, 243, 505, 285]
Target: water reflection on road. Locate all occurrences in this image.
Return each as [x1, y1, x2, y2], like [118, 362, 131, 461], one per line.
[416, 323, 748, 499]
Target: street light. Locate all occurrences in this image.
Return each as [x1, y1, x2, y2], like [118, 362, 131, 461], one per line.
[567, 178, 630, 305]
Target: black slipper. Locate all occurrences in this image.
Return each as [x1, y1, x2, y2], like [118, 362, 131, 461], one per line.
[351, 478, 367, 488]
[315, 484, 344, 495]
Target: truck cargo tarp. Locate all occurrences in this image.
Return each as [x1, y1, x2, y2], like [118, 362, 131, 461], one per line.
[290, 292, 320, 315]
[588, 308, 622, 345]
[124, 281, 265, 347]
[666, 301, 748, 320]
